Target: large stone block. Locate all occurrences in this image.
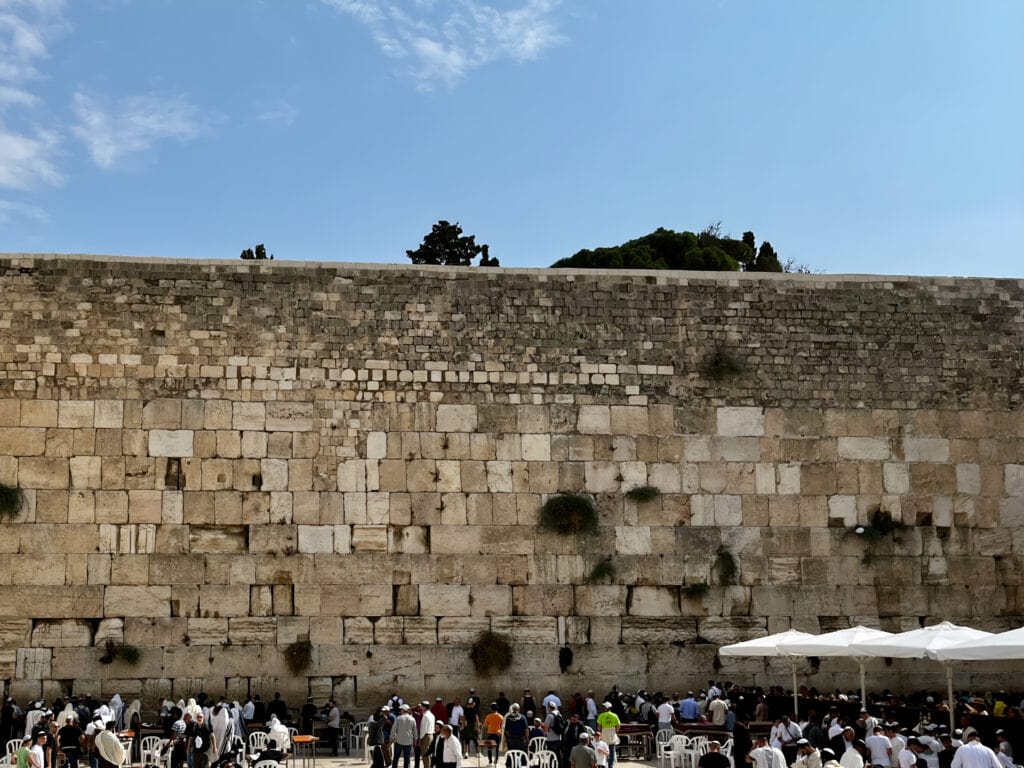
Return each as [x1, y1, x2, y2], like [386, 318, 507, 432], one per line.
[717, 407, 765, 437]
[149, 430, 194, 457]
[104, 586, 172, 617]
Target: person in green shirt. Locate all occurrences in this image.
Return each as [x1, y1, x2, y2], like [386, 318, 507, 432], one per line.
[595, 704, 621, 768]
[15, 736, 34, 768]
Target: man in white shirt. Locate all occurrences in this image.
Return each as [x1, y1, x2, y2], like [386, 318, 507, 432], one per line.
[748, 735, 787, 768]
[241, 698, 255, 724]
[950, 734, 1001, 768]
[585, 693, 598, 731]
[708, 696, 729, 727]
[449, 699, 464, 729]
[898, 739, 924, 768]
[656, 700, 675, 732]
[793, 740, 822, 768]
[865, 726, 892, 768]
[418, 702, 436, 768]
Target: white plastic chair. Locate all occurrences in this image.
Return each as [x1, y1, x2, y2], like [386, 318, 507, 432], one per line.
[683, 736, 709, 768]
[656, 730, 674, 766]
[140, 737, 164, 766]
[252, 761, 283, 768]
[249, 731, 269, 753]
[505, 749, 531, 768]
[666, 735, 693, 768]
[533, 750, 559, 768]
[119, 740, 133, 768]
[720, 739, 734, 768]
[528, 737, 547, 755]
[6, 741, 22, 761]
[230, 735, 247, 764]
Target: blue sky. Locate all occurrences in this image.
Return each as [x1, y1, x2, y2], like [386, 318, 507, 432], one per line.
[1, 0, 1022, 277]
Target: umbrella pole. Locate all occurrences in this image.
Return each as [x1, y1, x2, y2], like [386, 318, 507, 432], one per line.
[945, 663, 954, 733]
[792, 660, 798, 717]
[859, 660, 866, 705]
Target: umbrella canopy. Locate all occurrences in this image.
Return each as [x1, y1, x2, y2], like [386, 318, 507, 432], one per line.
[849, 621, 993, 731]
[933, 625, 1024, 661]
[778, 625, 894, 703]
[720, 629, 816, 715]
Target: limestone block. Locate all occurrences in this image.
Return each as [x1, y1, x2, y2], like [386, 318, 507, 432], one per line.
[717, 407, 764, 436]
[68, 456, 101, 489]
[1000, 498, 1024, 527]
[58, 401, 94, 428]
[321, 583, 392, 616]
[714, 495, 743, 526]
[148, 430, 194, 457]
[615, 526, 651, 555]
[20, 400, 57, 427]
[190, 525, 247, 553]
[620, 617, 696, 644]
[956, 463, 981, 495]
[17, 647, 52, 679]
[233, 402, 266, 430]
[198, 585, 250, 617]
[577, 405, 610, 434]
[491, 616, 557, 643]
[574, 586, 627, 616]
[343, 616, 374, 644]
[257, 458, 287, 491]
[105, 586, 171, 617]
[436, 404, 477, 432]
[436, 617, 490, 644]
[402, 616, 436, 644]
[883, 463, 910, 494]
[713, 437, 761, 462]
[419, 584, 471, 616]
[351, 525, 387, 552]
[511, 585, 571, 616]
[904, 437, 950, 463]
[298, 525, 334, 553]
[266, 402, 313, 431]
[828, 495, 857, 526]
[0, 427, 45, 455]
[18, 457, 69, 489]
[584, 461, 618, 493]
[628, 586, 680, 617]
[187, 617, 228, 645]
[838, 437, 890, 461]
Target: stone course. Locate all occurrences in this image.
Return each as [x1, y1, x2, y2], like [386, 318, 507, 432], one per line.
[1, 254, 1024, 705]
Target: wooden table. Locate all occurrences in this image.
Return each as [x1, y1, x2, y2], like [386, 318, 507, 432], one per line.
[291, 736, 319, 768]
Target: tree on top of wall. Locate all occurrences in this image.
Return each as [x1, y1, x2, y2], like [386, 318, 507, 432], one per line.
[406, 221, 499, 267]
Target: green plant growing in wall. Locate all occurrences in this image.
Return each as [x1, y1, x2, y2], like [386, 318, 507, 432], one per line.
[469, 630, 513, 675]
[702, 349, 745, 380]
[849, 507, 905, 564]
[284, 639, 314, 674]
[99, 639, 141, 666]
[539, 494, 598, 535]
[681, 583, 711, 599]
[586, 557, 617, 584]
[624, 485, 661, 503]
[713, 547, 738, 586]
[0, 482, 24, 521]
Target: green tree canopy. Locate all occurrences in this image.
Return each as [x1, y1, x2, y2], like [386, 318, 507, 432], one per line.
[406, 220, 498, 267]
[551, 224, 792, 273]
[240, 244, 273, 260]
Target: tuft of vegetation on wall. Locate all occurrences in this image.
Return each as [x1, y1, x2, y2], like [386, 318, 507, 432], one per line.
[0, 482, 24, 520]
[284, 639, 314, 674]
[469, 630, 513, 675]
[703, 349, 745, 380]
[714, 548, 738, 586]
[586, 557, 617, 584]
[625, 485, 661, 503]
[539, 494, 599, 535]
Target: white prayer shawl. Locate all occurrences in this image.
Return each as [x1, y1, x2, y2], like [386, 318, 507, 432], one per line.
[125, 701, 141, 730]
[24, 708, 43, 737]
[268, 716, 291, 752]
[186, 699, 201, 719]
[57, 703, 75, 727]
[230, 703, 245, 740]
[212, 707, 231, 758]
[109, 695, 124, 729]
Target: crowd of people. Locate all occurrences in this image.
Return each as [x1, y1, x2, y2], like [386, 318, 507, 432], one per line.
[3, 683, 1024, 768]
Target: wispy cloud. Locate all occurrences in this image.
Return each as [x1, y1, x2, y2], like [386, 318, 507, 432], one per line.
[257, 100, 297, 127]
[0, 121, 59, 187]
[323, 0, 563, 88]
[0, 196, 47, 223]
[71, 90, 205, 169]
[0, 0, 66, 190]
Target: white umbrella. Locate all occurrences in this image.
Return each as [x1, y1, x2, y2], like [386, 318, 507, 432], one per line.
[777, 625, 894, 704]
[934, 625, 1024, 661]
[850, 621, 993, 731]
[720, 629, 816, 716]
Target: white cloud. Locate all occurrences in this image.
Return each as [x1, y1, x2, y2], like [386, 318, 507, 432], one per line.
[71, 90, 205, 169]
[323, 0, 563, 88]
[0, 196, 47, 223]
[0, 121, 60, 188]
[257, 100, 298, 127]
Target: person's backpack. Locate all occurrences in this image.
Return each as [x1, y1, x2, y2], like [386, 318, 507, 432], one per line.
[551, 713, 566, 735]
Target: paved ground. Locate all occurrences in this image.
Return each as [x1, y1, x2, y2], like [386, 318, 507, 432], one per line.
[304, 754, 654, 768]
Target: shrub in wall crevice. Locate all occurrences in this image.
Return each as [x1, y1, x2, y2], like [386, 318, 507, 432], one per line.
[470, 630, 513, 675]
[539, 494, 598, 536]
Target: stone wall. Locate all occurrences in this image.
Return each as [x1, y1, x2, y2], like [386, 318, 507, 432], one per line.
[1, 254, 1023, 707]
